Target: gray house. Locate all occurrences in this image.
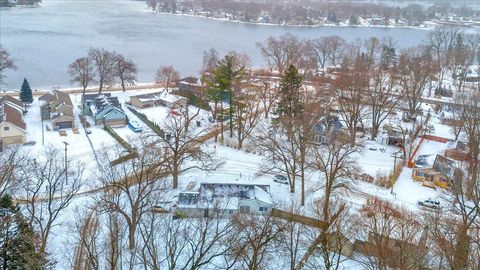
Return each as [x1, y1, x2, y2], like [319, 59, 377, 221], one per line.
[176, 183, 273, 218]
[39, 90, 75, 129]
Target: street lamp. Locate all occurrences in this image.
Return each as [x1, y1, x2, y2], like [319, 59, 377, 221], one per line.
[63, 141, 69, 185]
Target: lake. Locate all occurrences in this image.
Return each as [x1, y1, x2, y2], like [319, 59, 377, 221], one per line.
[0, 0, 431, 90]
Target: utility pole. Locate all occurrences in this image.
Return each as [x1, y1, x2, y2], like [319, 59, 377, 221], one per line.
[63, 141, 69, 185]
[41, 116, 44, 145]
[391, 151, 404, 194]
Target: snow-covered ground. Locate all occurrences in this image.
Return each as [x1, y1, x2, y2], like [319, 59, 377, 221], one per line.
[16, 68, 475, 268]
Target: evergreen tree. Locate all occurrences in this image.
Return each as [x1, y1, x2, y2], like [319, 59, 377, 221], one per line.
[0, 195, 50, 269]
[349, 14, 359, 25]
[380, 45, 397, 70]
[207, 55, 245, 138]
[20, 78, 33, 106]
[275, 64, 304, 120]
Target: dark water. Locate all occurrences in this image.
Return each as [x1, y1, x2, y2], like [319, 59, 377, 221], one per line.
[0, 0, 430, 90]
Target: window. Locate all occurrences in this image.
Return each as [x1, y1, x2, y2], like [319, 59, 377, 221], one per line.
[239, 206, 250, 213]
[417, 171, 424, 177]
[228, 210, 234, 215]
[259, 207, 268, 212]
[3, 127, 9, 131]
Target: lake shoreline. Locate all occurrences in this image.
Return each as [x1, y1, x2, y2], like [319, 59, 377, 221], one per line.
[152, 11, 480, 31]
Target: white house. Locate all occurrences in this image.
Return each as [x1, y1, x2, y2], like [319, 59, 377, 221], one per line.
[175, 183, 273, 218]
[0, 95, 27, 145]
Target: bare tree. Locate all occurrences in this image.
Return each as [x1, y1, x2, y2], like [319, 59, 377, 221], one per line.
[98, 140, 169, 251]
[276, 204, 307, 270]
[158, 108, 222, 189]
[334, 62, 369, 146]
[105, 210, 123, 270]
[232, 85, 263, 149]
[356, 197, 427, 270]
[21, 147, 83, 254]
[257, 33, 304, 74]
[452, 33, 480, 93]
[426, 26, 462, 92]
[299, 199, 358, 270]
[0, 45, 17, 84]
[308, 37, 333, 74]
[256, 121, 300, 195]
[200, 48, 220, 84]
[71, 207, 101, 270]
[114, 54, 137, 92]
[398, 47, 434, 116]
[450, 94, 466, 141]
[68, 57, 95, 111]
[458, 90, 480, 195]
[427, 159, 480, 270]
[155, 65, 180, 91]
[227, 213, 285, 270]
[88, 48, 116, 93]
[328, 36, 346, 67]
[362, 37, 383, 71]
[0, 146, 24, 197]
[252, 69, 278, 119]
[368, 68, 402, 140]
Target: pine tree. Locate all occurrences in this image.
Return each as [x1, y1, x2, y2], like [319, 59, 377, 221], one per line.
[0, 195, 50, 269]
[20, 78, 33, 106]
[206, 55, 244, 138]
[275, 64, 303, 120]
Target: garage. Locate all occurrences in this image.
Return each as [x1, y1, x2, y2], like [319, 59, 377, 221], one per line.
[56, 121, 73, 129]
[2, 135, 25, 145]
[105, 118, 127, 127]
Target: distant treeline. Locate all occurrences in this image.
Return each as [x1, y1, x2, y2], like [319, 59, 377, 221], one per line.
[0, 0, 41, 7]
[147, 0, 479, 25]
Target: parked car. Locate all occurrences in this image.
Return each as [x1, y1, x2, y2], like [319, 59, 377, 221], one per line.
[418, 199, 441, 209]
[273, 175, 288, 184]
[23, 141, 36, 146]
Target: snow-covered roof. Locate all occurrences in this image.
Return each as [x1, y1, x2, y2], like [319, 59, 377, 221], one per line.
[0, 96, 26, 131]
[131, 91, 187, 104]
[177, 182, 272, 209]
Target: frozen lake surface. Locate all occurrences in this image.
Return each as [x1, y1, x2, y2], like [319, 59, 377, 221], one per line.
[0, 0, 431, 90]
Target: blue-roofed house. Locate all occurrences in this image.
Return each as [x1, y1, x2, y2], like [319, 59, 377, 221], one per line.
[311, 115, 343, 145]
[82, 94, 127, 126]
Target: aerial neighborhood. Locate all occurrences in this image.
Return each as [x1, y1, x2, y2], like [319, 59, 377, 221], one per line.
[0, 4, 479, 269]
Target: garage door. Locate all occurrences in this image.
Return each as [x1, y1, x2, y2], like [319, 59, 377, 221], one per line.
[107, 119, 127, 127]
[2, 136, 25, 145]
[56, 121, 72, 129]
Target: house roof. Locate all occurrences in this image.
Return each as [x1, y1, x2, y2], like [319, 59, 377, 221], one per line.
[40, 90, 73, 107]
[179, 76, 199, 84]
[103, 106, 126, 119]
[432, 154, 462, 180]
[39, 90, 74, 120]
[0, 97, 26, 131]
[178, 183, 273, 209]
[2, 95, 23, 108]
[82, 93, 112, 103]
[93, 95, 122, 115]
[131, 91, 188, 104]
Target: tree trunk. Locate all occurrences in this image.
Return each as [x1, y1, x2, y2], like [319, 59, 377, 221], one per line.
[172, 166, 179, 189]
[452, 224, 470, 270]
[128, 224, 136, 251]
[213, 101, 218, 142]
[229, 90, 233, 138]
[371, 124, 379, 141]
[220, 102, 224, 141]
[350, 128, 356, 147]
